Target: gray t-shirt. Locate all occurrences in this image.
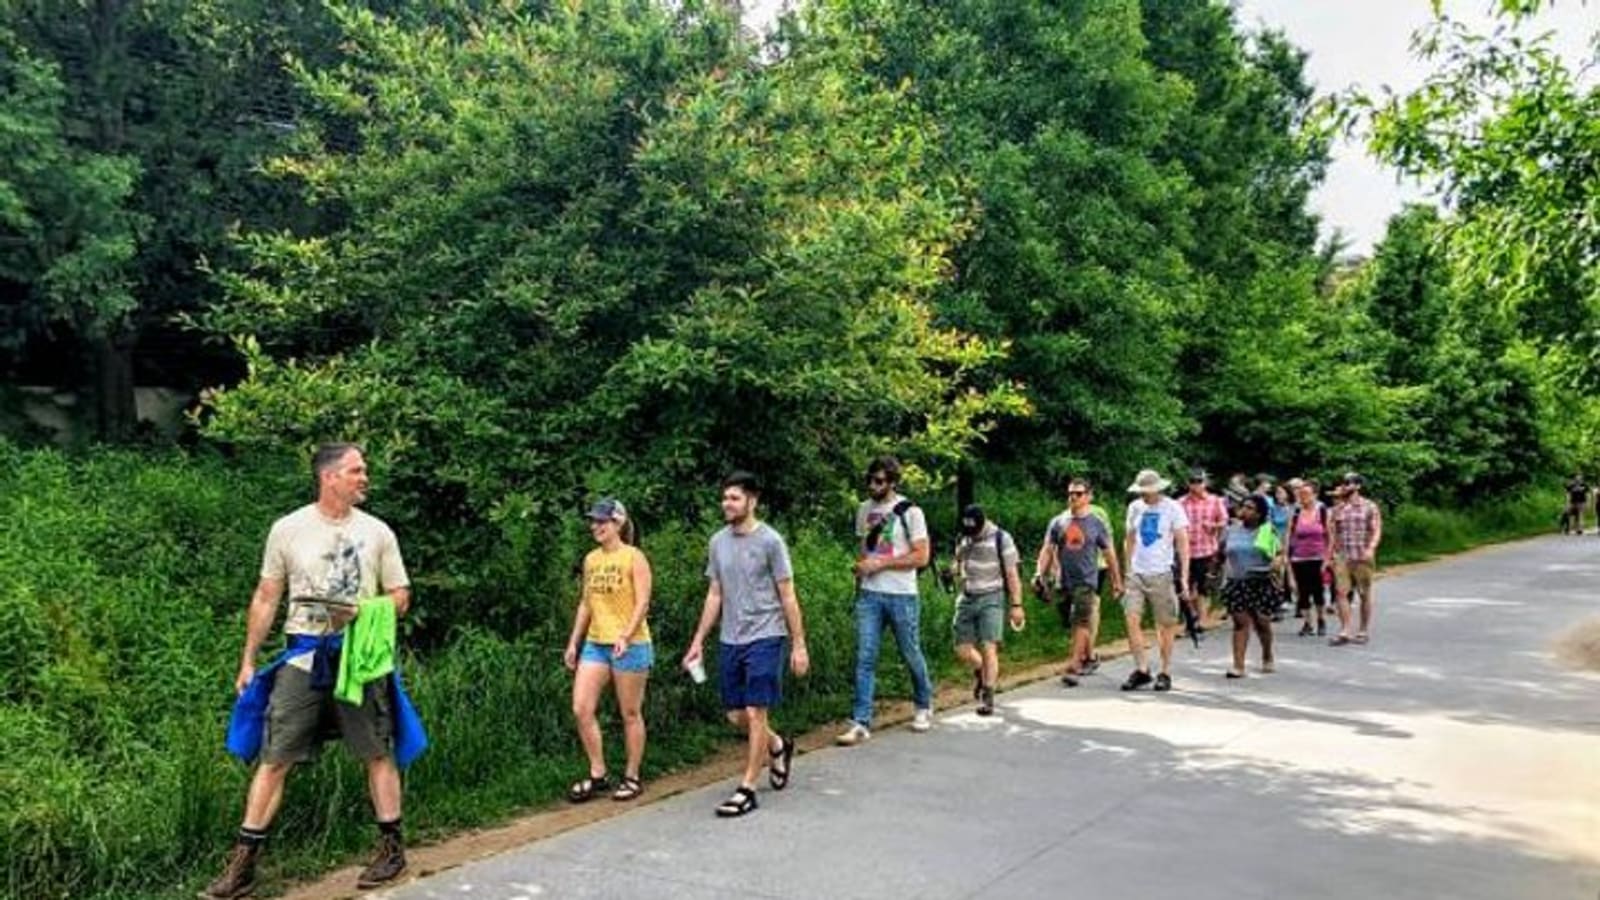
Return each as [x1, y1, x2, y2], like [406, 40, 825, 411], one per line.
[706, 522, 794, 645]
[856, 496, 929, 596]
[1223, 524, 1274, 580]
[1046, 511, 1112, 589]
[955, 522, 1019, 597]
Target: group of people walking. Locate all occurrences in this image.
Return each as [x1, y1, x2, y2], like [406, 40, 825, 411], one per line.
[202, 445, 1385, 899]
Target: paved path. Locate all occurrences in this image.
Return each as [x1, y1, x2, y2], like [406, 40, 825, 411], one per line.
[380, 537, 1600, 900]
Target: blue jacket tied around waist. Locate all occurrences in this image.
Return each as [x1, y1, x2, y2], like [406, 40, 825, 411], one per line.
[225, 633, 428, 769]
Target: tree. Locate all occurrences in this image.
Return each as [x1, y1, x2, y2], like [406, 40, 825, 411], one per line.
[0, 24, 143, 438]
[1, 0, 335, 440]
[1353, 1, 1600, 386]
[199, 0, 1025, 624]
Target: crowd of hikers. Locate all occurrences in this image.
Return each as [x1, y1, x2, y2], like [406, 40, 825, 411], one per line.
[1561, 473, 1600, 534]
[202, 445, 1386, 898]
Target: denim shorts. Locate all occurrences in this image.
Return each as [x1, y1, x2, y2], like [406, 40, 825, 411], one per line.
[578, 640, 654, 673]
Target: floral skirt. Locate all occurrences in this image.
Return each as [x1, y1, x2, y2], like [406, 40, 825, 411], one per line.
[1223, 577, 1277, 617]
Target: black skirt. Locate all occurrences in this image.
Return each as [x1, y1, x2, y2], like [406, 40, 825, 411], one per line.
[1223, 577, 1277, 616]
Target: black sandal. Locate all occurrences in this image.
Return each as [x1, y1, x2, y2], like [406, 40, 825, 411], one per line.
[612, 776, 643, 802]
[769, 734, 795, 790]
[567, 774, 610, 804]
[715, 786, 758, 818]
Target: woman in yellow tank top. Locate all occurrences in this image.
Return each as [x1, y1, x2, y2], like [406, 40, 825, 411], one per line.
[562, 498, 653, 802]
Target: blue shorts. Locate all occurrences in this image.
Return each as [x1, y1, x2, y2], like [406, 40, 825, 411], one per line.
[578, 640, 654, 673]
[719, 637, 786, 710]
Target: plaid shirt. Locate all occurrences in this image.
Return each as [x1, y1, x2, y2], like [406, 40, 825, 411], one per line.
[1332, 496, 1382, 561]
[1180, 493, 1228, 559]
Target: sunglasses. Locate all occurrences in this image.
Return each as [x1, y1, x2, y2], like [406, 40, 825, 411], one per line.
[867, 476, 890, 486]
[1067, 490, 1087, 497]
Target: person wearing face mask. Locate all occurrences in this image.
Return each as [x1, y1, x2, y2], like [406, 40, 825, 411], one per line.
[950, 505, 1023, 716]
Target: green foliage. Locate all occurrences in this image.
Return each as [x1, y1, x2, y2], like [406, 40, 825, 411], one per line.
[0, 27, 143, 348]
[1352, 4, 1600, 386]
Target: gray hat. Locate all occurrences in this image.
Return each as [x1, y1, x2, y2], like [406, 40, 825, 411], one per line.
[1127, 469, 1172, 494]
[585, 497, 628, 523]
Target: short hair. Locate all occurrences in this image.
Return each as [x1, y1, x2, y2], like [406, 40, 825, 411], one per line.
[865, 455, 902, 484]
[721, 469, 761, 497]
[1244, 494, 1270, 520]
[1068, 477, 1093, 493]
[311, 442, 362, 499]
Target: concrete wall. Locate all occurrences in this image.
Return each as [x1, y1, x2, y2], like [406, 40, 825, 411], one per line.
[10, 386, 193, 443]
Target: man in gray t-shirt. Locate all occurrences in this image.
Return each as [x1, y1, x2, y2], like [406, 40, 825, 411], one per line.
[704, 522, 793, 645]
[685, 471, 809, 819]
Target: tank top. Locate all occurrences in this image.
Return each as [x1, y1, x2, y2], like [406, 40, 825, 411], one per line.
[583, 545, 651, 644]
[1288, 504, 1328, 561]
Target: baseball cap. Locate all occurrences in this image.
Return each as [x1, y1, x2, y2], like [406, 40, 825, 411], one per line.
[960, 504, 986, 536]
[585, 497, 628, 523]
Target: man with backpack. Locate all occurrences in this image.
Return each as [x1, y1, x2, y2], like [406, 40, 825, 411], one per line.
[837, 455, 935, 746]
[950, 504, 1023, 716]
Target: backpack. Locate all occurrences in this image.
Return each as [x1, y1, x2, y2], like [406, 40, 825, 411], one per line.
[954, 527, 1012, 594]
[864, 498, 937, 577]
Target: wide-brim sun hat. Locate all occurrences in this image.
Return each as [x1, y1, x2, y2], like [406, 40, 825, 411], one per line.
[1127, 469, 1172, 493]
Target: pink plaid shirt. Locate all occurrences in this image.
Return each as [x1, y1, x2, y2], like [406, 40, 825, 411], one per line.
[1180, 492, 1228, 559]
[1332, 496, 1382, 561]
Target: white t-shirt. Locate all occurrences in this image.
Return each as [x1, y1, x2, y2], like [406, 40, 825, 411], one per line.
[261, 504, 409, 638]
[856, 496, 929, 596]
[1124, 496, 1189, 576]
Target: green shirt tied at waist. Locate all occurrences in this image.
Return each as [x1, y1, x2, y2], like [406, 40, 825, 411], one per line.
[335, 595, 397, 705]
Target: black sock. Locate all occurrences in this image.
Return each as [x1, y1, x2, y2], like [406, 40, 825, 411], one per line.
[377, 818, 402, 839]
[237, 826, 269, 847]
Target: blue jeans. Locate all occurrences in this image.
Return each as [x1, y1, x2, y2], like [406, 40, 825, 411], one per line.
[851, 590, 934, 727]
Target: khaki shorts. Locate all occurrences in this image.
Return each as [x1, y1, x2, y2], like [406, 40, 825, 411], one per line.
[1333, 559, 1376, 600]
[263, 662, 394, 765]
[1122, 572, 1179, 628]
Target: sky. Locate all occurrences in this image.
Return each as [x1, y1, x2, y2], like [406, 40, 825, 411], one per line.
[742, 0, 1596, 254]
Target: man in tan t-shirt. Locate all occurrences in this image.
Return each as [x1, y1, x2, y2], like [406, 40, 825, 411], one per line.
[203, 444, 412, 899]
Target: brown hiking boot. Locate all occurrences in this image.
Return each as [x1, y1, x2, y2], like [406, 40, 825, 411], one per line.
[199, 841, 260, 899]
[355, 831, 407, 889]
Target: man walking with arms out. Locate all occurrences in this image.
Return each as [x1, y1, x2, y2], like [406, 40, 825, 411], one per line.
[205, 444, 415, 898]
[684, 471, 810, 818]
[1328, 472, 1384, 646]
[1121, 469, 1191, 692]
[837, 456, 935, 745]
[1178, 469, 1227, 630]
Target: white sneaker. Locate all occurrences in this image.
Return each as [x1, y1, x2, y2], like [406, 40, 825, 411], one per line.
[911, 708, 933, 732]
[835, 722, 871, 746]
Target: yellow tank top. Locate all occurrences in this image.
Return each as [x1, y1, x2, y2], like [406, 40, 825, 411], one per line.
[583, 545, 651, 644]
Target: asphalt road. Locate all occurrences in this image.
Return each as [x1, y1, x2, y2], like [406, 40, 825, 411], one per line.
[377, 536, 1600, 900]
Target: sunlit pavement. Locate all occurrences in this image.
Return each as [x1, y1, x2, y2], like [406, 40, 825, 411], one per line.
[380, 536, 1600, 900]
